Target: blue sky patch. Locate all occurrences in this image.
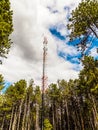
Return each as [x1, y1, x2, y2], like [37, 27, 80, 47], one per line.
[67, 36, 98, 55]
[67, 38, 80, 46]
[49, 24, 98, 66]
[66, 55, 80, 64]
[58, 50, 80, 64]
[58, 51, 66, 59]
[49, 27, 65, 40]
[2, 81, 12, 93]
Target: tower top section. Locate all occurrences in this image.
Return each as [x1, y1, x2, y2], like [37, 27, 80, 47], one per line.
[43, 36, 48, 44]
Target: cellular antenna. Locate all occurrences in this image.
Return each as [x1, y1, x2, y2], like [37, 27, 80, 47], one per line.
[41, 36, 48, 130]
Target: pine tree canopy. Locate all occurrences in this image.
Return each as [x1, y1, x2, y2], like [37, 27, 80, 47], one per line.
[0, 0, 13, 63]
[68, 0, 98, 40]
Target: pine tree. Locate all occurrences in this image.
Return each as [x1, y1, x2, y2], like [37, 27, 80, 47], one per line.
[44, 118, 52, 130]
[0, 0, 13, 63]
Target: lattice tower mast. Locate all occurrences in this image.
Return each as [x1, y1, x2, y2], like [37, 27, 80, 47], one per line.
[41, 37, 48, 130]
[42, 36, 48, 93]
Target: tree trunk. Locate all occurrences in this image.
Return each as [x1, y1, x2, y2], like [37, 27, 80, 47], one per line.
[27, 117, 31, 130]
[65, 100, 70, 130]
[22, 97, 27, 130]
[1, 114, 5, 130]
[80, 112, 84, 130]
[12, 106, 17, 130]
[90, 115, 95, 130]
[26, 95, 30, 130]
[17, 99, 23, 130]
[35, 103, 40, 130]
[92, 96, 98, 129]
[51, 100, 56, 130]
[89, 26, 98, 38]
[72, 109, 77, 130]
[60, 102, 64, 130]
[9, 105, 14, 130]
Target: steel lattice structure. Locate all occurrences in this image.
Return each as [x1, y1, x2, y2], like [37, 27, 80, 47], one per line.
[41, 37, 48, 130]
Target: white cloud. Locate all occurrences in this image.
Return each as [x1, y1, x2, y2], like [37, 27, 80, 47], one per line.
[57, 40, 78, 56]
[0, 0, 81, 85]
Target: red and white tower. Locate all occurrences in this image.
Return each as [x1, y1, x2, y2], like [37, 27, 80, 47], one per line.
[41, 37, 48, 130]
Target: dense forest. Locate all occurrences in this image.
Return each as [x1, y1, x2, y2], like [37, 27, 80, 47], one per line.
[0, 0, 98, 130]
[0, 56, 98, 130]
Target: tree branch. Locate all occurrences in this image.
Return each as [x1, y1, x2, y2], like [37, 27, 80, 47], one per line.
[89, 26, 98, 38]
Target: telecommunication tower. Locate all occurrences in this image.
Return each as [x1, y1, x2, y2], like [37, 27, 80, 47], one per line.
[42, 36, 48, 93]
[41, 37, 48, 130]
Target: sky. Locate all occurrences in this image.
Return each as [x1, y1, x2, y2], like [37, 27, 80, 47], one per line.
[0, 0, 98, 86]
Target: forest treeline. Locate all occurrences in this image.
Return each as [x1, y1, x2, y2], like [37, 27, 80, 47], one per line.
[0, 56, 98, 130]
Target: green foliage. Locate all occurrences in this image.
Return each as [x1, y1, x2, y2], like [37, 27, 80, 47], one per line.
[44, 118, 53, 130]
[68, 0, 98, 40]
[48, 84, 60, 101]
[79, 56, 98, 93]
[34, 86, 41, 104]
[6, 80, 27, 103]
[0, 0, 13, 62]
[14, 80, 27, 99]
[0, 74, 4, 91]
[91, 84, 98, 96]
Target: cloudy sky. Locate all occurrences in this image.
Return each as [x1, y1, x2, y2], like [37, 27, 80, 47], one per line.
[0, 0, 98, 86]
